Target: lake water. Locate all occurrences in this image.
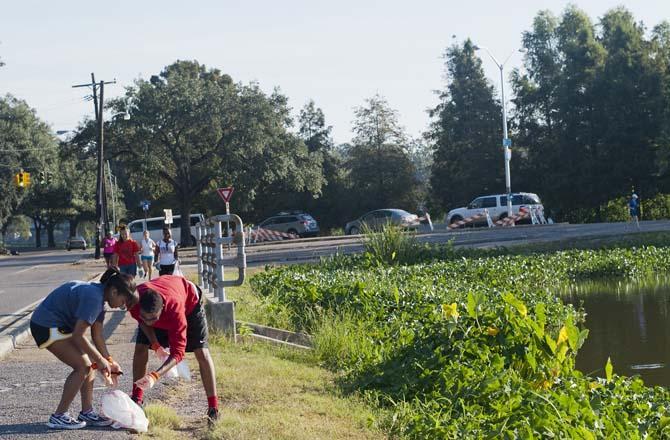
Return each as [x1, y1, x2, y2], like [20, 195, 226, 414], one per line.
[564, 278, 670, 387]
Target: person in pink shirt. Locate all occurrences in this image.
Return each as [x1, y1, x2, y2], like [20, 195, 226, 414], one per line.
[102, 232, 117, 269]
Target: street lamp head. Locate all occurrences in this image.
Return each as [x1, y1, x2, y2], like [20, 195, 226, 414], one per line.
[473, 45, 481, 50]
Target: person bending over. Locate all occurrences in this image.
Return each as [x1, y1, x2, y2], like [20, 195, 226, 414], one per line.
[129, 275, 219, 423]
[29, 268, 138, 429]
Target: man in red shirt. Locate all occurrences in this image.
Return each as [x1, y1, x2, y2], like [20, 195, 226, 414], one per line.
[129, 275, 219, 423]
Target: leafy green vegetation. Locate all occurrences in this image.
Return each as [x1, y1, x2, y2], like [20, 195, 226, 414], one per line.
[248, 238, 670, 438]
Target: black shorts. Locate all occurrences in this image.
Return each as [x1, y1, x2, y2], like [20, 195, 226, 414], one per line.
[159, 264, 175, 276]
[30, 321, 73, 349]
[135, 302, 209, 351]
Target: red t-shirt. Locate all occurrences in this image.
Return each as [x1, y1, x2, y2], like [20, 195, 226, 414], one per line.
[129, 276, 200, 363]
[113, 239, 140, 265]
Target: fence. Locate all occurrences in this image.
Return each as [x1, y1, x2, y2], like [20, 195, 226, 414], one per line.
[196, 214, 247, 302]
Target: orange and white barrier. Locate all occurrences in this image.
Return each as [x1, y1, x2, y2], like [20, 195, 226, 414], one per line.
[447, 212, 488, 229]
[495, 207, 530, 227]
[249, 227, 298, 243]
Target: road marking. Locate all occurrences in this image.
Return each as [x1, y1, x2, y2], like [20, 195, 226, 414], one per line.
[13, 265, 39, 275]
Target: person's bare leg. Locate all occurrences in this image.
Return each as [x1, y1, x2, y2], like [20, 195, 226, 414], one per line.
[147, 260, 153, 280]
[46, 339, 91, 414]
[194, 348, 217, 398]
[79, 354, 94, 411]
[133, 343, 149, 382]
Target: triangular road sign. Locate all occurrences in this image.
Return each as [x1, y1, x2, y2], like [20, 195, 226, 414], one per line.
[217, 187, 234, 203]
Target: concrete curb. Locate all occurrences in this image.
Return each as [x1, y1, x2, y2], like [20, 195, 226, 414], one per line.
[237, 321, 313, 349]
[0, 299, 41, 360]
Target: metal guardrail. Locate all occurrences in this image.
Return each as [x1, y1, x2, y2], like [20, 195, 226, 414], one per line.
[196, 214, 247, 302]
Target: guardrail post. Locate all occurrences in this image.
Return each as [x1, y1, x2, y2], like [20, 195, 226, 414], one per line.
[196, 214, 246, 337]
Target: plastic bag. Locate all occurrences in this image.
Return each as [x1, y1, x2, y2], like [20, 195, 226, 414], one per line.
[172, 261, 183, 277]
[101, 389, 149, 432]
[157, 352, 179, 379]
[157, 348, 191, 380]
[176, 358, 192, 381]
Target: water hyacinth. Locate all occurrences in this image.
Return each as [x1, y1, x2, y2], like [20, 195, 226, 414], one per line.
[250, 242, 670, 438]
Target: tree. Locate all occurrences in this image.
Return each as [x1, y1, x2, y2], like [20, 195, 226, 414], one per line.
[346, 95, 420, 214]
[107, 60, 324, 243]
[0, 96, 56, 245]
[428, 40, 503, 213]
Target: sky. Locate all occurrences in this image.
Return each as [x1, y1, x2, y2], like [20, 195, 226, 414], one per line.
[1, 1, 669, 144]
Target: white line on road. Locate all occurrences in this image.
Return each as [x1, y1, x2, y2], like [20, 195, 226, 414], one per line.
[13, 265, 39, 275]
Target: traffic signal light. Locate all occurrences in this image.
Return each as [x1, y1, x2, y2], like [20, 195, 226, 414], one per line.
[39, 171, 47, 185]
[14, 171, 31, 188]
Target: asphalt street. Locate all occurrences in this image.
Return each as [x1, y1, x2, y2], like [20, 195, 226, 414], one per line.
[0, 249, 97, 317]
[221, 220, 670, 265]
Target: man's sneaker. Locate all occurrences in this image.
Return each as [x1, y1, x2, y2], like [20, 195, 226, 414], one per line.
[47, 413, 86, 430]
[207, 407, 219, 426]
[78, 409, 114, 427]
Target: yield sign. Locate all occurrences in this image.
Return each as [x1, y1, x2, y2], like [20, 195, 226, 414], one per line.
[217, 187, 234, 203]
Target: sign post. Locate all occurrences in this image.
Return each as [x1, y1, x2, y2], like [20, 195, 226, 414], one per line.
[164, 209, 173, 226]
[217, 187, 234, 236]
[141, 200, 151, 231]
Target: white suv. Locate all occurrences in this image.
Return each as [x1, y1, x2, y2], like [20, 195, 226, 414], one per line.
[446, 193, 544, 227]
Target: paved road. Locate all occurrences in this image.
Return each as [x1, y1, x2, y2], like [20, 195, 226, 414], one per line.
[221, 220, 670, 265]
[0, 250, 101, 317]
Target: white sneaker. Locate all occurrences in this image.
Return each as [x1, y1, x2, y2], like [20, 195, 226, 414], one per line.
[78, 409, 114, 427]
[47, 413, 86, 430]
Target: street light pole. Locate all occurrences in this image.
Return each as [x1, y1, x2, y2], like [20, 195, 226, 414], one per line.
[475, 45, 515, 220]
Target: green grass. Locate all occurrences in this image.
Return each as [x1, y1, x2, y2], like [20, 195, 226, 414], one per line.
[140, 404, 184, 438]
[223, 266, 294, 329]
[203, 336, 388, 440]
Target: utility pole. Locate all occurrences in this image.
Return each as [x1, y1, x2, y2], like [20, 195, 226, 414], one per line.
[107, 160, 116, 229]
[73, 74, 116, 259]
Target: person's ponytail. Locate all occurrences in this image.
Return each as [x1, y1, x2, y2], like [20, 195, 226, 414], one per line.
[101, 268, 139, 307]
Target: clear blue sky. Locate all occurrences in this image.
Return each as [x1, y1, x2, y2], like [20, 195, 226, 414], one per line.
[1, 0, 668, 144]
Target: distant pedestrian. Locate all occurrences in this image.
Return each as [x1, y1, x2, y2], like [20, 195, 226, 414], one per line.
[156, 227, 179, 276]
[140, 230, 157, 280]
[113, 226, 141, 277]
[29, 268, 138, 430]
[101, 232, 117, 269]
[629, 193, 641, 229]
[130, 275, 219, 424]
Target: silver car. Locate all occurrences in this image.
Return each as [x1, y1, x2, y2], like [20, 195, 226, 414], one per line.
[345, 209, 420, 235]
[65, 236, 87, 251]
[257, 212, 320, 237]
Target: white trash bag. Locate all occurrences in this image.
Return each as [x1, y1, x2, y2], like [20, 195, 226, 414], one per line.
[101, 389, 149, 432]
[172, 261, 184, 277]
[157, 348, 191, 381]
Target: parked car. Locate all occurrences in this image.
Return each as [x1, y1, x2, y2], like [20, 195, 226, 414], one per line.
[345, 209, 420, 235]
[257, 212, 319, 237]
[446, 192, 544, 227]
[65, 236, 87, 251]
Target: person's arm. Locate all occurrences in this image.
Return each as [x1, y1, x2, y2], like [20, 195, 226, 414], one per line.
[173, 243, 179, 262]
[112, 242, 119, 267]
[134, 242, 142, 267]
[73, 319, 111, 378]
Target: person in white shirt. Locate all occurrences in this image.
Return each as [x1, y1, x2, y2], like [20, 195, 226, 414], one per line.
[156, 227, 179, 276]
[140, 230, 157, 279]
